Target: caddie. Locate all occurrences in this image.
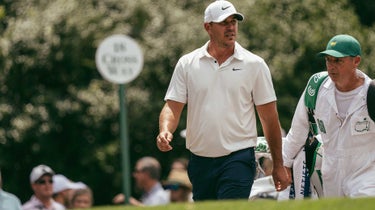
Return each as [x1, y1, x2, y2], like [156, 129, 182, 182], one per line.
[283, 34, 375, 197]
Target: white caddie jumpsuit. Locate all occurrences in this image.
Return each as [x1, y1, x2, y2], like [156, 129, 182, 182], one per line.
[284, 70, 375, 197]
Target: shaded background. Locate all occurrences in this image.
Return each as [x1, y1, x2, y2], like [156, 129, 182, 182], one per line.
[0, 0, 374, 206]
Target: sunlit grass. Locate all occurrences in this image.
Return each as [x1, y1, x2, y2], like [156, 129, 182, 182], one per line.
[86, 197, 375, 210]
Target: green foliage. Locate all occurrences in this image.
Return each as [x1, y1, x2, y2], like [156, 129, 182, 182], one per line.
[0, 0, 375, 206]
[239, 0, 375, 130]
[349, 0, 375, 27]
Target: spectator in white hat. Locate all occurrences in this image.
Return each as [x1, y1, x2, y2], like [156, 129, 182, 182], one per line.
[52, 174, 87, 208]
[0, 169, 22, 210]
[22, 164, 65, 210]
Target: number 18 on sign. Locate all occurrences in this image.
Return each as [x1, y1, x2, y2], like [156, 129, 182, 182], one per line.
[95, 34, 144, 205]
[95, 34, 143, 84]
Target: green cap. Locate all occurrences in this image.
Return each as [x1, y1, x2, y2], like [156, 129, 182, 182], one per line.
[318, 34, 361, 57]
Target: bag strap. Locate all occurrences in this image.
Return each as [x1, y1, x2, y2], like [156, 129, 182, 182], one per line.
[304, 71, 329, 110]
[303, 71, 328, 179]
[304, 71, 329, 135]
[367, 79, 375, 122]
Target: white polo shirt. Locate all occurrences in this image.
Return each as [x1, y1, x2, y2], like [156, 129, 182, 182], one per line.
[165, 41, 277, 157]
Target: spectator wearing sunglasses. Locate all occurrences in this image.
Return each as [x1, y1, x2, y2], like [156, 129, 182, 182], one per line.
[163, 169, 192, 203]
[22, 164, 65, 210]
[112, 157, 169, 206]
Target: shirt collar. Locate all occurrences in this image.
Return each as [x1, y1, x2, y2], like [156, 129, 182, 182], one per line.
[198, 41, 244, 61]
[141, 182, 163, 201]
[30, 195, 58, 210]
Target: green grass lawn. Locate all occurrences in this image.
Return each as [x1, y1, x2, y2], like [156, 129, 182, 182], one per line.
[87, 197, 375, 210]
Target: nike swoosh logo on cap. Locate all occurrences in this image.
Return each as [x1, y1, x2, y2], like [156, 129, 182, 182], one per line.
[222, 6, 230, 10]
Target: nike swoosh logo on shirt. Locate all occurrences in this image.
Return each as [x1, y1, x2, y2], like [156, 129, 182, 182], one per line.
[232, 68, 242, 71]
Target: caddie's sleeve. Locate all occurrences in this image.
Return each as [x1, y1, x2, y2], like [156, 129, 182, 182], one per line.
[283, 92, 311, 167]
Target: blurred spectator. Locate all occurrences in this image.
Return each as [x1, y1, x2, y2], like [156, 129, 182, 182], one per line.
[0, 169, 23, 210]
[256, 155, 273, 179]
[112, 157, 169, 206]
[250, 137, 278, 200]
[170, 158, 189, 171]
[52, 174, 87, 208]
[254, 137, 273, 179]
[163, 169, 192, 203]
[22, 164, 65, 210]
[70, 187, 93, 209]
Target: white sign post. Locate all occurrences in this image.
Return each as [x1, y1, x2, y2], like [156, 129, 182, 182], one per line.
[95, 34, 143, 205]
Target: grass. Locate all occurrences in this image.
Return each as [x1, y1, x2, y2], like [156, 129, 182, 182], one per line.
[86, 197, 375, 210]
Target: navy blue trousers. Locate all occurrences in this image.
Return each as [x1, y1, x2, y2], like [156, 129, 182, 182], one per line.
[188, 147, 256, 201]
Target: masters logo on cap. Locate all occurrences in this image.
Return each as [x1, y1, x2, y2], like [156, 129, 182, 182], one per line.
[204, 0, 244, 23]
[318, 34, 361, 58]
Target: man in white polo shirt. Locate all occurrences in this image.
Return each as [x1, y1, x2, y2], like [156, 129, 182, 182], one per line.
[156, 0, 290, 201]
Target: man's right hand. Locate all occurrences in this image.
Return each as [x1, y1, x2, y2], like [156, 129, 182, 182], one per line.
[156, 131, 173, 152]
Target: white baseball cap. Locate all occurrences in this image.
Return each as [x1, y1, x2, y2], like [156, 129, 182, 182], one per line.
[204, 0, 244, 23]
[53, 174, 87, 193]
[30, 164, 55, 183]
